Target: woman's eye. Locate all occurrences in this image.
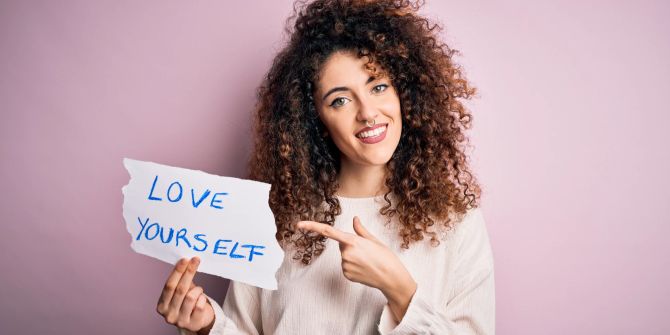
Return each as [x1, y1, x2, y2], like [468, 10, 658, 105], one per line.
[372, 84, 388, 94]
[330, 97, 349, 108]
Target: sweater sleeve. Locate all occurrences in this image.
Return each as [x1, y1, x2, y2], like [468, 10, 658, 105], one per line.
[378, 208, 496, 334]
[177, 280, 262, 335]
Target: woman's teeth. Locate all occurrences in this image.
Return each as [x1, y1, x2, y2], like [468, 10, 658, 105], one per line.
[357, 126, 387, 138]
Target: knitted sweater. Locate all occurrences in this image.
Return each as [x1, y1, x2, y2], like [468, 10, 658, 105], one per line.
[180, 194, 495, 334]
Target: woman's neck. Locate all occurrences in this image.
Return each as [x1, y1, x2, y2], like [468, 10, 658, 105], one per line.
[336, 158, 389, 198]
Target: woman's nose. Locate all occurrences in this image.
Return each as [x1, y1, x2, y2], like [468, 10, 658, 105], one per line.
[356, 96, 379, 124]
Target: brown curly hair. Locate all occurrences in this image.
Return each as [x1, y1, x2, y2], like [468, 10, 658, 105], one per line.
[247, 0, 481, 265]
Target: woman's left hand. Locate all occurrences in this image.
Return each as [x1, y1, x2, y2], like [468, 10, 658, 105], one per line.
[297, 216, 417, 321]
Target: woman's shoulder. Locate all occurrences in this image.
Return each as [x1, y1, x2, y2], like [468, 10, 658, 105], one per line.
[421, 206, 486, 241]
[450, 206, 494, 271]
[457, 207, 486, 230]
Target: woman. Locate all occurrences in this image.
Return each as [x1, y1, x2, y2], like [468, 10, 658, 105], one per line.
[157, 0, 495, 334]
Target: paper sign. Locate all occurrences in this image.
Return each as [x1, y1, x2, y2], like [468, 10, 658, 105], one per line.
[122, 158, 284, 290]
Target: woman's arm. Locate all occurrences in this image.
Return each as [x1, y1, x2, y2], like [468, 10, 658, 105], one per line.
[379, 267, 495, 334]
[378, 208, 496, 334]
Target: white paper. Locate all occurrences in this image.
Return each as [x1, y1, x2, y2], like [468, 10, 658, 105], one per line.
[122, 158, 283, 290]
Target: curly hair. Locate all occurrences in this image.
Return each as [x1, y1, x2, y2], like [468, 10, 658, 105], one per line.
[247, 0, 481, 265]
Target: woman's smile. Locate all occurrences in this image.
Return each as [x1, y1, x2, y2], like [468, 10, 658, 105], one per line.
[355, 123, 388, 144]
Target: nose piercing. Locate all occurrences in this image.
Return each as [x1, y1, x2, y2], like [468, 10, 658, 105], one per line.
[365, 119, 376, 127]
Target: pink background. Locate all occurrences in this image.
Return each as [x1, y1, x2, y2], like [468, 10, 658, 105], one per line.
[1, 0, 668, 334]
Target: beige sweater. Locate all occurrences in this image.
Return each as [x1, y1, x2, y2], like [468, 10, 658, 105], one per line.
[180, 194, 495, 334]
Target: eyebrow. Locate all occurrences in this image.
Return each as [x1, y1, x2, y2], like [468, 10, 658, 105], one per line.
[322, 76, 377, 102]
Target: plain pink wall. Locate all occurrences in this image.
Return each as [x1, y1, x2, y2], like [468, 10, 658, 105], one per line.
[1, 0, 668, 334]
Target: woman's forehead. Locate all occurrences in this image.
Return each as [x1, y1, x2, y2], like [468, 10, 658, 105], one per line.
[317, 52, 386, 88]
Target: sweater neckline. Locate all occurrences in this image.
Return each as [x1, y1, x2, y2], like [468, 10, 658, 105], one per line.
[335, 193, 387, 201]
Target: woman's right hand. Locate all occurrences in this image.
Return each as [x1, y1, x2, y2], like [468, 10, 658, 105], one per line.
[157, 257, 215, 334]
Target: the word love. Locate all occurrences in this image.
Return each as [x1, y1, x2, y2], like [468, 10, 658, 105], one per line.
[147, 175, 228, 210]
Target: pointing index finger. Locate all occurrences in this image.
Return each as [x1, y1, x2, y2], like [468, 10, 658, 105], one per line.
[297, 221, 352, 244]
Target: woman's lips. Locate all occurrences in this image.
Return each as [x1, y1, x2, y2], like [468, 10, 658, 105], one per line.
[356, 125, 387, 144]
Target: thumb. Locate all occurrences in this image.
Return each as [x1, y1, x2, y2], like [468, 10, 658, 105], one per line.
[353, 216, 377, 241]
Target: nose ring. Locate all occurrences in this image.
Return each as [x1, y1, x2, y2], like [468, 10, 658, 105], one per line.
[365, 119, 376, 128]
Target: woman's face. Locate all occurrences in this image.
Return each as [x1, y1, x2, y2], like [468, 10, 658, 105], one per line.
[314, 51, 402, 167]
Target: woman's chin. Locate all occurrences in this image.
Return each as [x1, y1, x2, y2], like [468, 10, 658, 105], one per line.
[359, 153, 395, 167]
